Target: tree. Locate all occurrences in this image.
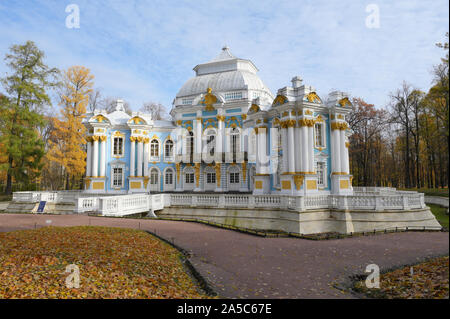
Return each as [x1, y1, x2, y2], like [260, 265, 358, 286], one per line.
[46, 66, 94, 190]
[140, 101, 168, 120]
[102, 96, 133, 115]
[0, 41, 58, 194]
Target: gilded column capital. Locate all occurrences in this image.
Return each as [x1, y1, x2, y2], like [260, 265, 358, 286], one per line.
[130, 136, 137, 142]
[143, 137, 150, 144]
[92, 135, 100, 142]
[137, 136, 143, 143]
[217, 115, 226, 122]
[99, 135, 107, 142]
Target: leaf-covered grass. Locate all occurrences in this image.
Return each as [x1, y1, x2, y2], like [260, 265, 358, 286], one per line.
[0, 194, 12, 202]
[354, 256, 449, 299]
[429, 204, 449, 229]
[399, 187, 449, 198]
[0, 226, 210, 299]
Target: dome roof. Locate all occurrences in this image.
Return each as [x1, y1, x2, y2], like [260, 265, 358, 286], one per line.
[175, 47, 274, 101]
[176, 69, 272, 98]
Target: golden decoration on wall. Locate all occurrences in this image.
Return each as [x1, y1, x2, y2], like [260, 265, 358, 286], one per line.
[293, 175, 304, 190]
[215, 163, 221, 187]
[331, 114, 335, 120]
[201, 87, 218, 111]
[217, 115, 226, 122]
[194, 163, 200, 187]
[306, 180, 317, 190]
[93, 114, 107, 123]
[143, 176, 150, 188]
[137, 136, 143, 143]
[340, 180, 350, 189]
[273, 118, 281, 126]
[331, 122, 349, 131]
[255, 180, 263, 189]
[338, 97, 352, 107]
[298, 119, 315, 127]
[315, 115, 324, 122]
[99, 136, 107, 142]
[272, 94, 288, 106]
[305, 92, 322, 103]
[92, 135, 100, 141]
[242, 162, 247, 182]
[287, 119, 296, 128]
[249, 104, 260, 113]
[130, 136, 136, 142]
[304, 109, 313, 115]
[143, 137, 150, 144]
[345, 142, 349, 148]
[281, 180, 291, 190]
[241, 114, 247, 120]
[176, 120, 182, 125]
[337, 114, 344, 119]
[85, 178, 91, 189]
[282, 111, 289, 117]
[113, 131, 125, 137]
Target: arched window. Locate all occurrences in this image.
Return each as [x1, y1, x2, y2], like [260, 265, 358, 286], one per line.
[165, 168, 174, 185]
[231, 128, 240, 162]
[150, 139, 159, 157]
[150, 168, 159, 185]
[206, 129, 216, 156]
[165, 140, 174, 158]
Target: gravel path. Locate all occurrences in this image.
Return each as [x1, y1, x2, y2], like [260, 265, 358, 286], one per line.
[1, 213, 448, 299]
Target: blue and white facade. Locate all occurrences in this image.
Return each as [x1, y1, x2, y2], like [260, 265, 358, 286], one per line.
[83, 47, 353, 195]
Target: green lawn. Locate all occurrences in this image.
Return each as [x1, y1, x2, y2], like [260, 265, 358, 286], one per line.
[400, 188, 449, 197]
[429, 204, 449, 229]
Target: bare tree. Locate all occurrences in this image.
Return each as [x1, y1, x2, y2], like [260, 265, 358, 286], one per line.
[88, 88, 103, 113]
[101, 96, 133, 116]
[140, 101, 168, 120]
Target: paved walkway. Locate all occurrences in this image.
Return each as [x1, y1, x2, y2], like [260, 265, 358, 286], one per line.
[0, 213, 448, 298]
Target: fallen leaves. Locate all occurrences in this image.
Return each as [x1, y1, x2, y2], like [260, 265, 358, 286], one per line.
[354, 256, 449, 299]
[0, 226, 210, 299]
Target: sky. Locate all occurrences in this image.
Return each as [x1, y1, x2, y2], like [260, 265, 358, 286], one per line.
[0, 0, 448, 114]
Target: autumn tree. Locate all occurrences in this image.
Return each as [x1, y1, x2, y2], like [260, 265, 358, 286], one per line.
[0, 41, 58, 194]
[46, 66, 94, 190]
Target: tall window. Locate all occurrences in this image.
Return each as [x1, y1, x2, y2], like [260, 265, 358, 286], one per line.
[229, 172, 240, 184]
[113, 137, 124, 156]
[185, 173, 194, 184]
[150, 139, 159, 157]
[231, 128, 240, 162]
[206, 129, 215, 156]
[206, 172, 216, 184]
[165, 169, 173, 185]
[315, 123, 324, 147]
[150, 168, 159, 185]
[316, 162, 325, 187]
[165, 140, 174, 158]
[113, 168, 123, 187]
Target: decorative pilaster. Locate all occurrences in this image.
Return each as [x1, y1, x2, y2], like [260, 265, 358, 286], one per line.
[130, 136, 136, 177]
[143, 137, 149, 177]
[99, 136, 106, 177]
[86, 136, 92, 177]
[287, 120, 296, 174]
[216, 115, 225, 163]
[92, 135, 99, 177]
[137, 137, 143, 177]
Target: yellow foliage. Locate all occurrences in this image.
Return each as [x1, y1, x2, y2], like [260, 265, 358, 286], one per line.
[46, 66, 94, 181]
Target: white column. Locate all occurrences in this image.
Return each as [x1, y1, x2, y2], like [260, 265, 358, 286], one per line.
[100, 138, 106, 177]
[301, 125, 309, 172]
[308, 125, 314, 173]
[86, 139, 92, 177]
[195, 118, 202, 162]
[143, 140, 149, 176]
[130, 138, 136, 176]
[281, 126, 288, 173]
[259, 127, 268, 174]
[216, 117, 224, 162]
[287, 123, 295, 174]
[137, 140, 143, 177]
[294, 125, 302, 173]
[92, 137, 99, 177]
[341, 129, 349, 174]
[332, 126, 341, 173]
[255, 129, 261, 174]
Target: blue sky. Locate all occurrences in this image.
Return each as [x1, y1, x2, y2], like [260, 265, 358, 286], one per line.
[0, 0, 448, 113]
